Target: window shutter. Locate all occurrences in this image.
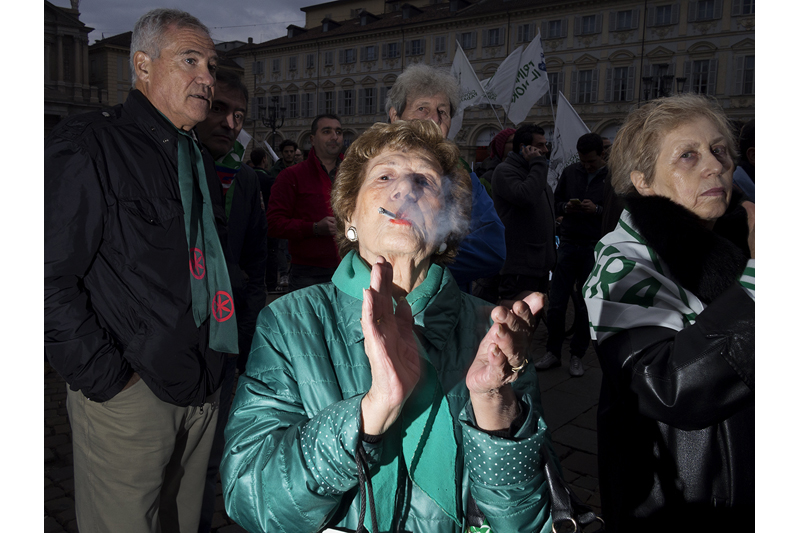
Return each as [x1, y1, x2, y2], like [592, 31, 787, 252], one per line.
[318, 92, 324, 113]
[672, 3, 681, 24]
[405, 41, 411, 56]
[591, 69, 599, 103]
[570, 69, 578, 103]
[561, 18, 568, 37]
[688, 1, 697, 22]
[420, 39, 426, 55]
[379, 87, 388, 115]
[734, 56, 745, 95]
[339, 50, 345, 64]
[360, 47, 366, 61]
[358, 89, 364, 115]
[541, 21, 549, 39]
[518, 24, 524, 42]
[626, 65, 636, 101]
[609, 12, 617, 31]
[605, 67, 613, 102]
[471, 31, 478, 47]
[382, 44, 387, 59]
[632, 9, 640, 28]
[499, 27, 506, 45]
[707, 59, 718, 95]
[732, 0, 742, 16]
[597, 14, 603, 33]
[482, 29, 489, 46]
[558, 71, 564, 96]
[646, 6, 655, 27]
[574, 16, 582, 36]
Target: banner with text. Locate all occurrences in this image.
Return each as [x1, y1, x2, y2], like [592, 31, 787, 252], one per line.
[506, 34, 549, 125]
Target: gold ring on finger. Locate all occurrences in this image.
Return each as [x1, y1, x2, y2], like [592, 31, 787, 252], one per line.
[511, 358, 528, 373]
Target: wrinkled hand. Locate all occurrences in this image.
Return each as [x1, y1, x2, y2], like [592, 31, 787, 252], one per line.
[743, 201, 755, 259]
[360, 257, 421, 435]
[467, 292, 545, 394]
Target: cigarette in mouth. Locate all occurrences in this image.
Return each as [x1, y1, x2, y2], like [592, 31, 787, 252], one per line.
[378, 207, 397, 219]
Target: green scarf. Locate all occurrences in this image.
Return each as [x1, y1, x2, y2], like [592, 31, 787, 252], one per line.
[175, 129, 239, 354]
[332, 251, 459, 532]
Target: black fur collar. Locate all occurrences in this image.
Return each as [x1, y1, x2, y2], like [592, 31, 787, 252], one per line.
[624, 192, 750, 304]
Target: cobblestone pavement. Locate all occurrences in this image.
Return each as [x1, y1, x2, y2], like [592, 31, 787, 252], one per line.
[44, 295, 601, 532]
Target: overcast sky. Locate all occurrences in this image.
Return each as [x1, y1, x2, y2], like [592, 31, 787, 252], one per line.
[50, 0, 321, 45]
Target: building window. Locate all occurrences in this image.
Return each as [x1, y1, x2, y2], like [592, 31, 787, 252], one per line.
[650, 4, 677, 26]
[539, 71, 560, 105]
[690, 60, 711, 94]
[324, 51, 334, 66]
[434, 35, 447, 53]
[581, 15, 597, 35]
[341, 89, 354, 115]
[486, 28, 501, 47]
[517, 23, 533, 43]
[272, 58, 281, 73]
[696, 0, 715, 20]
[360, 88, 376, 114]
[323, 91, 335, 114]
[301, 93, 314, 117]
[736, 55, 755, 95]
[733, 0, 755, 15]
[289, 56, 297, 71]
[383, 42, 400, 58]
[407, 39, 425, 56]
[548, 20, 564, 38]
[363, 45, 377, 61]
[288, 94, 298, 118]
[458, 32, 476, 49]
[340, 48, 357, 64]
[615, 10, 633, 30]
[306, 54, 315, 69]
[253, 60, 264, 75]
[611, 67, 631, 102]
[579, 70, 594, 103]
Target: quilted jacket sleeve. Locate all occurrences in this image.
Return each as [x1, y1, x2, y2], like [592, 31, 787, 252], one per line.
[221, 306, 373, 533]
[458, 386, 554, 532]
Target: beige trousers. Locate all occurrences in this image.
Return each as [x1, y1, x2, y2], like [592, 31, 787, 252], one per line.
[67, 379, 219, 533]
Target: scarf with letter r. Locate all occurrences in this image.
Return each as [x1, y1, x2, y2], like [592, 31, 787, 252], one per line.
[175, 128, 239, 354]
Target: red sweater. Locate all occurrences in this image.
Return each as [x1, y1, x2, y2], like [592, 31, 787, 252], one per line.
[266, 147, 342, 268]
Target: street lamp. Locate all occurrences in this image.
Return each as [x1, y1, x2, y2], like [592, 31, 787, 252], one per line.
[642, 64, 675, 101]
[259, 96, 286, 151]
[675, 77, 687, 94]
[642, 76, 653, 101]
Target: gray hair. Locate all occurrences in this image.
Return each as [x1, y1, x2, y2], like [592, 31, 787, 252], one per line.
[384, 64, 460, 119]
[130, 8, 211, 88]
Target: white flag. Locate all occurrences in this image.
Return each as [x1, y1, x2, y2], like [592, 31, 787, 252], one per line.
[236, 128, 252, 152]
[546, 91, 590, 191]
[262, 140, 280, 163]
[506, 35, 549, 125]
[480, 46, 523, 112]
[448, 42, 485, 140]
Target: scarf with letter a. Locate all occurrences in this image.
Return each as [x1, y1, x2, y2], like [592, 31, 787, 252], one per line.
[176, 129, 239, 354]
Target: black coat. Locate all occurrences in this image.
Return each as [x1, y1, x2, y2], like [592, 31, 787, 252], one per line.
[595, 194, 754, 532]
[44, 90, 226, 406]
[491, 152, 556, 278]
[553, 162, 607, 244]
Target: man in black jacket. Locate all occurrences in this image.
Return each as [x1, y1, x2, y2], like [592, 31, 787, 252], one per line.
[492, 124, 556, 303]
[44, 9, 229, 533]
[535, 133, 607, 377]
[195, 69, 268, 533]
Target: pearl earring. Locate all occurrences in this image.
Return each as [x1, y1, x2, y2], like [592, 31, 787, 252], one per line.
[437, 242, 448, 254]
[346, 226, 358, 242]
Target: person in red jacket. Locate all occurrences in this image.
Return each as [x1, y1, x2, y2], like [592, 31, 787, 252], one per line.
[266, 114, 344, 290]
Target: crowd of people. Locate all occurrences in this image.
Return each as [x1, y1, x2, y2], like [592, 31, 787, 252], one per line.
[44, 7, 755, 533]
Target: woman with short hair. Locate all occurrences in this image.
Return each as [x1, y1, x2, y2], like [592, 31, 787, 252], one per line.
[584, 93, 755, 532]
[222, 120, 554, 533]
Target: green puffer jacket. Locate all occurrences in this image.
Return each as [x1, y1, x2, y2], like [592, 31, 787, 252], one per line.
[221, 251, 554, 533]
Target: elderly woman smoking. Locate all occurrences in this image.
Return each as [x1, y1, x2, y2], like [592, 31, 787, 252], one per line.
[221, 120, 554, 533]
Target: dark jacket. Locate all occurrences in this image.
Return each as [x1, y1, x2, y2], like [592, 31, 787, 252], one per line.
[491, 152, 556, 278]
[266, 147, 341, 269]
[591, 194, 754, 532]
[222, 164, 268, 360]
[44, 90, 226, 406]
[553, 162, 607, 244]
